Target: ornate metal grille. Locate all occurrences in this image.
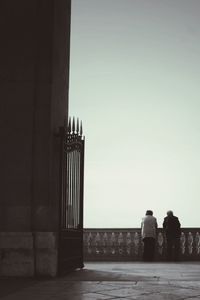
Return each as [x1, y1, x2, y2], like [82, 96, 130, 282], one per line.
[59, 117, 85, 274]
[60, 117, 84, 229]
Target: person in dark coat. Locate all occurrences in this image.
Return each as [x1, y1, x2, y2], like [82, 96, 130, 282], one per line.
[163, 210, 181, 261]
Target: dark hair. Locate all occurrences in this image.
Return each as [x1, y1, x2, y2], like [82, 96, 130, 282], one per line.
[146, 210, 153, 216]
[167, 210, 173, 216]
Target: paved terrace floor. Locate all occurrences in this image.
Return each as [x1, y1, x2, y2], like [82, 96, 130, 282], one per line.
[1, 262, 200, 299]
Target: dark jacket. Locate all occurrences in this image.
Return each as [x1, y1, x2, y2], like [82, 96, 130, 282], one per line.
[163, 216, 181, 238]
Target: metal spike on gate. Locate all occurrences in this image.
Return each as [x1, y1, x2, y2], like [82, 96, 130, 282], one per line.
[72, 117, 75, 133]
[76, 118, 79, 135]
[80, 120, 83, 136]
[68, 117, 71, 133]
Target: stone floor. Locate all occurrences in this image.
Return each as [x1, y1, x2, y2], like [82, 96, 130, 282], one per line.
[1, 262, 200, 299]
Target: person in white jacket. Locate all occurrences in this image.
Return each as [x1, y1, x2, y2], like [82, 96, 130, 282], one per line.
[141, 210, 158, 261]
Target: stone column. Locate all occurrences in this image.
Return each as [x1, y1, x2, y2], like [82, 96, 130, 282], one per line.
[0, 0, 71, 276]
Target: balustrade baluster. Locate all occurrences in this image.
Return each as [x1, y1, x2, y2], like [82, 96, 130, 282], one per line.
[157, 232, 164, 255]
[195, 232, 200, 255]
[133, 232, 140, 256]
[126, 232, 132, 255]
[95, 232, 101, 254]
[110, 232, 116, 255]
[102, 233, 108, 255]
[87, 232, 93, 254]
[118, 232, 124, 255]
[180, 232, 186, 255]
[187, 232, 194, 255]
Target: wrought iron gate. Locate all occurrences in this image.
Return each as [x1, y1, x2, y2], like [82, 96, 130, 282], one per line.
[59, 117, 85, 274]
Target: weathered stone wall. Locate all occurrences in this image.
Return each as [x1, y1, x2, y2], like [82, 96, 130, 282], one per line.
[34, 232, 58, 277]
[0, 232, 58, 277]
[0, 233, 34, 276]
[0, 0, 71, 276]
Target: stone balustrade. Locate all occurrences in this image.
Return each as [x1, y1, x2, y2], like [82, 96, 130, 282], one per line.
[83, 228, 200, 261]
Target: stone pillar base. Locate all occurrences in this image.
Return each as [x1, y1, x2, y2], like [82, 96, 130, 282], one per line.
[34, 232, 58, 277]
[0, 232, 58, 277]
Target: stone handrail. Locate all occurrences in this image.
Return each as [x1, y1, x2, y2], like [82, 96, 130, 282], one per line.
[83, 228, 200, 261]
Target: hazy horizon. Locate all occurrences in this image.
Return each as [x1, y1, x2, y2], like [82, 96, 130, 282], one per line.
[69, 0, 200, 228]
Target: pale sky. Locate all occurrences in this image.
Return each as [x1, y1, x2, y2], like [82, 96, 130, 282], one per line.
[69, 0, 200, 228]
